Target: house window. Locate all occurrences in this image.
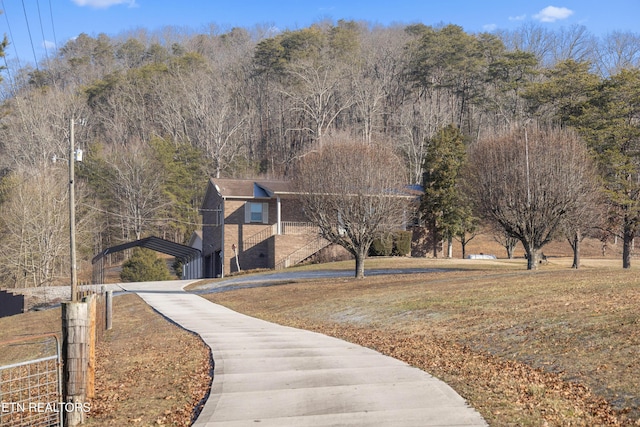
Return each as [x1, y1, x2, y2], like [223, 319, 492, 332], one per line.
[245, 202, 269, 224]
[250, 203, 263, 222]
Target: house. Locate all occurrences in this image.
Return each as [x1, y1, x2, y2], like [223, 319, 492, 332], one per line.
[187, 230, 203, 252]
[200, 178, 331, 278]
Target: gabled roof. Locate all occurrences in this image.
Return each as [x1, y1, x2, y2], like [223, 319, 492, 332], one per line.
[209, 178, 296, 199]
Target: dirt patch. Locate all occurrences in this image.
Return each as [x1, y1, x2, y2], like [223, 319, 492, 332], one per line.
[204, 260, 640, 426]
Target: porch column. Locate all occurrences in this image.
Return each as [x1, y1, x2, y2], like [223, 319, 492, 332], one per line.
[277, 196, 282, 235]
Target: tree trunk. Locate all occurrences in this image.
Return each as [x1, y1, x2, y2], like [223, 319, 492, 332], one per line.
[571, 230, 581, 269]
[447, 237, 453, 258]
[354, 248, 366, 279]
[525, 246, 539, 270]
[432, 221, 439, 258]
[623, 222, 634, 269]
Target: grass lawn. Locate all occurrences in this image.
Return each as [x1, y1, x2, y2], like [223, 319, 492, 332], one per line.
[203, 257, 640, 426]
[2, 247, 637, 426]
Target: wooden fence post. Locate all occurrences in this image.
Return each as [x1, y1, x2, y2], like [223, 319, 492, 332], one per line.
[83, 294, 96, 399]
[105, 290, 113, 331]
[62, 301, 88, 426]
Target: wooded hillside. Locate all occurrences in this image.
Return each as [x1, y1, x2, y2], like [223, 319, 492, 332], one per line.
[1, 20, 639, 285]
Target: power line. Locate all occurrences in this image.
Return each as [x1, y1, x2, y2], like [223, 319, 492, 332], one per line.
[1, 4, 18, 97]
[36, 0, 50, 64]
[20, 0, 38, 69]
[48, 0, 57, 51]
[1, 0, 22, 74]
[79, 202, 208, 227]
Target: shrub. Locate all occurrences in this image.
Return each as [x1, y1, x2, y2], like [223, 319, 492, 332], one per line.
[370, 234, 394, 256]
[393, 231, 413, 256]
[120, 248, 173, 282]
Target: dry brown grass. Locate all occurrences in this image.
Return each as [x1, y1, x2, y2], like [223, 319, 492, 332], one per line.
[204, 257, 640, 426]
[0, 306, 62, 365]
[0, 294, 211, 427]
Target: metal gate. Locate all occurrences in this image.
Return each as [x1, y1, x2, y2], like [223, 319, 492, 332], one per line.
[0, 334, 63, 427]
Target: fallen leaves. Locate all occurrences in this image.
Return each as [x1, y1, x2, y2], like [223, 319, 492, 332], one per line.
[206, 266, 640, 426]
[84, 294, 212, 426]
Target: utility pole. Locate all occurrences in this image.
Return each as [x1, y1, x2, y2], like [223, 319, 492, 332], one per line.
[63, 117, 87, 426]
[69, 117, 78, 302]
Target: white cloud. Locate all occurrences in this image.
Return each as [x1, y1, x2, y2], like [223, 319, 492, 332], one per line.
[483, 24, 497, 32]
[533, 6, 574, 23]
[509, 14, 527, 21]
[72, 0, 137, 9]
[42, 40, 56, 50]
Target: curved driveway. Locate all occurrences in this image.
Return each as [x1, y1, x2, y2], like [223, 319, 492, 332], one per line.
[122, 279, 486, 426]
[189, 267, 448, 295]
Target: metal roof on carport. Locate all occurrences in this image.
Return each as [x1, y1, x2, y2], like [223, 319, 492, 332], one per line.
[92, 236, 201, 265]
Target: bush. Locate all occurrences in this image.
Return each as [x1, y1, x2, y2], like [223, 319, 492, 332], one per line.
[370, 234, 394, 256]
[393, 231, 413, 256]
[370, 231, 413, 257]
[120, 248, 173, 282]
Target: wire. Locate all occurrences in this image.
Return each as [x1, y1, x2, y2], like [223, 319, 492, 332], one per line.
[36, 0, 50, 64]
[48, 0, 57, 51]
[20, 0, 39, 69]
[79, 202, 210, 227]
[1, 0, 21, 81]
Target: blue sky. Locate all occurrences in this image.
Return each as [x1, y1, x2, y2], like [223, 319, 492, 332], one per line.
[2, 0, 640, 67]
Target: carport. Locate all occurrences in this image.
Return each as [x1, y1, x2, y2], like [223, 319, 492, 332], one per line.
[91, 236, 202, 284]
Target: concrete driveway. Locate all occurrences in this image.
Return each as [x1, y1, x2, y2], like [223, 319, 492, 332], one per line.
[121, 280, 486, 426]
[189, 267, 448, 295]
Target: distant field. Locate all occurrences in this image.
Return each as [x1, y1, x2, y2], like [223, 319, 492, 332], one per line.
[204, 256, 640, 426]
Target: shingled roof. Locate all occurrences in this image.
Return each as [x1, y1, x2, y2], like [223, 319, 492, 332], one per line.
[210, 178, 296, 198]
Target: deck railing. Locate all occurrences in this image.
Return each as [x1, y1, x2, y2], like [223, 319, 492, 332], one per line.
[274, 236, 331, 270]
[280, 221, 319, 235]
[242, 224, 278, 251]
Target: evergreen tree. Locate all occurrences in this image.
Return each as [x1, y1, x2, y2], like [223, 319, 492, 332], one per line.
[0, 33, 7, 79]
[420, 124, 469, 257]
[572, 69, 640, 268]
[120, 248, 172, 282]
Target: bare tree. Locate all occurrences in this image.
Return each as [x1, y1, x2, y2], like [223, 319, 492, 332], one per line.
[101, 141, 169, 241]
[0, 88, 90, 170]
[294, 138, 411, 278]
[0, 168, 65, 287]
[166, 36, 252, 178]
[594, 31, 640, 76]
[353, 26, 408, 144]
[493, 228, 519, 259]
[497, 23, 555, 66]
[281, 59, 354, 146]
[0, 165, 92, 287]
[560, 189, 604, 269]
[467, 125, 597, 269]
[453, 215, 480, 259]
[550, 25, 597, 64]
[177, 63, 248, 178]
